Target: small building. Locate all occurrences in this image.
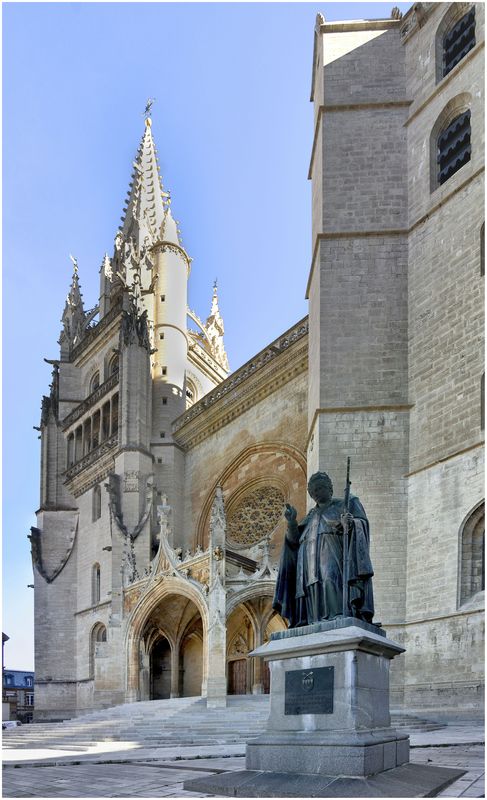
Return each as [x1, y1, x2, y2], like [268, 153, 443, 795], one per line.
[3, 670, 35, 723]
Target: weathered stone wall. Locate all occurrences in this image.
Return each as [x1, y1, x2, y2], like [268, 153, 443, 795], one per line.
[402, 610, 485, 711]
[178, 357, 308, 556]
[403, 2, 484, 706]
[308, 18, 409, 645]
[33, 510, 79, 720]
[310, 5, 484, 708]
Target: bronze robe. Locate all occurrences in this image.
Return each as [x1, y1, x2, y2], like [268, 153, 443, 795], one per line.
[273, 495, 374, 628]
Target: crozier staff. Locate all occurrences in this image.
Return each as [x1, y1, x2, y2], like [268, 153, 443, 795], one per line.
[273, 469, 374, 628]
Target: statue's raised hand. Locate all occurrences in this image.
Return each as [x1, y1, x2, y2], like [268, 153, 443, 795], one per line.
[284, 503, 298, 524]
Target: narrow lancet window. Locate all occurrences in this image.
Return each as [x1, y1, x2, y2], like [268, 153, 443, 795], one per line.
[92, 485, 102, 522]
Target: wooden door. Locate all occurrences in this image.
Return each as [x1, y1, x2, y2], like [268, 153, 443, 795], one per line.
[228, 659, 247, 695]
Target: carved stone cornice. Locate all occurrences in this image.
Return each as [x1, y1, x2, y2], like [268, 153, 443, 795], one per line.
[70, 298, 123, 363]
[67, 461, 116, 499]
[62, 373, 119, 431]
[173, 317, 309, 449]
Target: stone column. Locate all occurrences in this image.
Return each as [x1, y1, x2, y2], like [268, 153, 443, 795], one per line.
[252, 625, 264, 694]
[170, 643, 180, 698]
[206, 487, 227, 708]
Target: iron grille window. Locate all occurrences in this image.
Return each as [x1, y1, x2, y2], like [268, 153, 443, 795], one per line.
[437, 111, 471, 186]
[443, 8, 475, 77]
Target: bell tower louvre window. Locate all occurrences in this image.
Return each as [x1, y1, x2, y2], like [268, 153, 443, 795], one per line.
[443, 8, 475, 77]
[437, 110, 471, 186]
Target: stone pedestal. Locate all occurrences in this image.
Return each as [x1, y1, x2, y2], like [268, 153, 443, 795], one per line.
[246, 620, 409, 778]
[184, 619, 465, 796]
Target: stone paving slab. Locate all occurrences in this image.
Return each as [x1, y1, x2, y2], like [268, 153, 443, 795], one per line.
[2, 729, 484, 798]
[2, 763, 218, 798]
[184, 763, 466, 797]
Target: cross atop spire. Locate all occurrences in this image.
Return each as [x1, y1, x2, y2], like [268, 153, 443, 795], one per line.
[143, 97, 155, 120]
[69, 253, 79, 275]
[210, 280, 220, 317]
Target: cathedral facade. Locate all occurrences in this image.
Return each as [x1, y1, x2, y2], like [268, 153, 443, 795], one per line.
[32, 3, 484, 720]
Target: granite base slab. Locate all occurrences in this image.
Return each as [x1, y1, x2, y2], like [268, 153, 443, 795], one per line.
[246, 727, 409, 776]
[184, 763, 466, 797]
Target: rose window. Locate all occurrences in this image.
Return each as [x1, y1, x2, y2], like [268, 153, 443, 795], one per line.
[227, 486, 285, 546]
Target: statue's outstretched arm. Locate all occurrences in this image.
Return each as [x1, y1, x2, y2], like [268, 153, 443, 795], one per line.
[284, 503, 300, 546]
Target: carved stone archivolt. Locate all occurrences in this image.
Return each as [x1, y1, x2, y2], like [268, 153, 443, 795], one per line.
[227, 486, 285, 547]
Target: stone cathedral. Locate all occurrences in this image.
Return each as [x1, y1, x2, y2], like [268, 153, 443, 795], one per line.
[32, 3, 484, 721]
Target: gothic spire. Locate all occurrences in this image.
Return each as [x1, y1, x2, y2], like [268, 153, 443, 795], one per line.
[205, 281, 229, 372]
[60, 256, 87, 354]
[119, 118, 179, 251]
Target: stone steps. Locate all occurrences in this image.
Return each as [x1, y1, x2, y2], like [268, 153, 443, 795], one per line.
[3, 695, 445, 751]
[3, 695, 269, 750]
[390, 712, 445, 731]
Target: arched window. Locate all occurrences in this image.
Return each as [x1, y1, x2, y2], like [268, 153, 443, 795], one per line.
[108, 354, 119, 376]
[459, 501, 485, 606]
[185, 385, 195, 408]
[89, 371, 100, 395]
[430, 94, 472, 192]
[185, 377, 199, 409]
[437, 111, 471, 186]
[67, 433, 75, 467]
[92, 563, 101, 605]
[92, 485, 101, 522]
[90, 623, 107, 678]
[436, 5, 476, 82]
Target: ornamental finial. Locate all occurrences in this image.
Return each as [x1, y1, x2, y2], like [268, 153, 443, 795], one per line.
[69, 253, 78, 275]
[143, 97, 155, 124]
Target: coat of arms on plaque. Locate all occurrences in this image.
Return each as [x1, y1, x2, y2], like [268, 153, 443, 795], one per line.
[302, 671, 314, 692]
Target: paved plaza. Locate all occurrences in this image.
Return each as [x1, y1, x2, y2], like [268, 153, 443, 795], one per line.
[3, 722, 484, 798]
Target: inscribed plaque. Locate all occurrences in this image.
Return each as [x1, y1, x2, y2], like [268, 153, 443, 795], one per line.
[284, 666, 334, 715]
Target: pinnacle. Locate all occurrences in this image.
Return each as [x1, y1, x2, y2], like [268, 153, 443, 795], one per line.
[119, 119, 169, 249]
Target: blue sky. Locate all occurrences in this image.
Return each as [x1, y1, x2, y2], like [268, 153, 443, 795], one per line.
[3, 1, 412, 670]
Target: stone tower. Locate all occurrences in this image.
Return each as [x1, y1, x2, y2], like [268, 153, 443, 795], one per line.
[32, 115, 230, 719]
[309, 3, 484, 709]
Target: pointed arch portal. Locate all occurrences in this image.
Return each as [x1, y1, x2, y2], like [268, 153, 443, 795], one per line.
[125, 578, 208, 703]
[226, 588, 286, 695]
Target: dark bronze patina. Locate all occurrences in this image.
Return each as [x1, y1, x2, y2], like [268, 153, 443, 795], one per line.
[273, 468, 375, 628]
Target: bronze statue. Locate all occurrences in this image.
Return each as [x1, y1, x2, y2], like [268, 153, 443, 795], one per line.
[273, 470, 374, 628]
